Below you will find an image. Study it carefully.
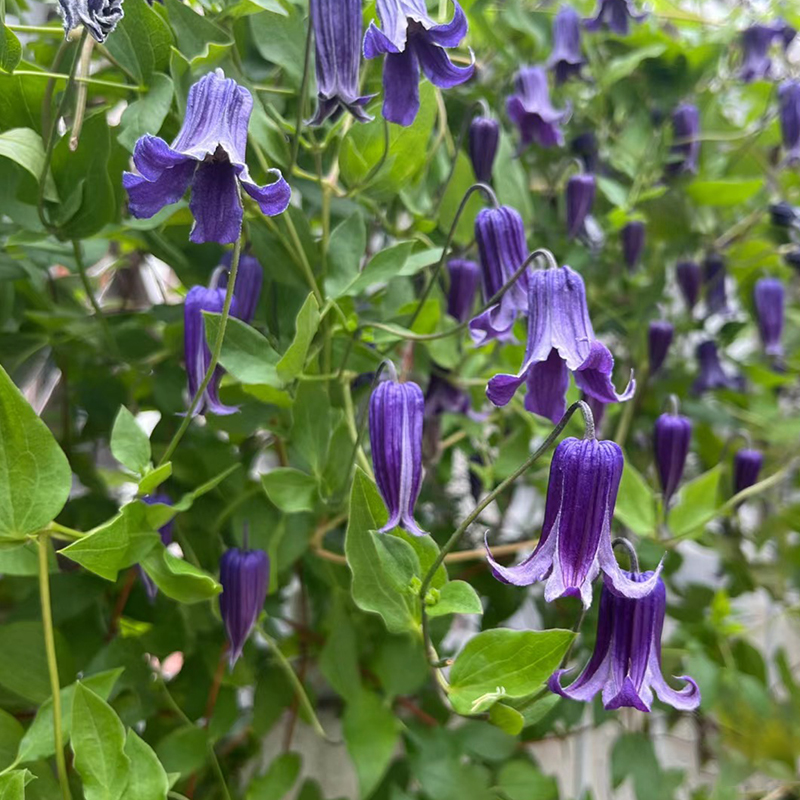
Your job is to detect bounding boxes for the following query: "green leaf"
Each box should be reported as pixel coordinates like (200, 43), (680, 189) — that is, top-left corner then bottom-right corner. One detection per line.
(685, 179), (763, 207)
(0, 128), (57, 200)
(71, 684), (131, 800)
(261, 468), (318, 513)
(60, 502), (160, 581)
(246, 753), (302, 800)
(599, 44), (667, 88)
(276, 294), (321, 383)
(249, 7), (307, 88)
(0, 362), (71, 540)
(110, 406), (152, 475)
(164, 0), (231, 63)
(204, 313), (281, 386)
(291, 383), (332, 476)
(326, 213), (366, 298)
(17, 669), (123, 764)
(487, 703), (525, 737)
(121, 732), (168, 800)
(319, 599), (360, 702)
(614, 456), (656, 538)
(426, 580), (483, 618)
(342, 691), (399, 799)
(118, 73), (173, 152)
(0, 710), (22, 770)
(0, 25), (21, 74)
(496, 760), (558, 800)
(438, 152), (483, 246)
(0, 540), (43, 576)
(140, 544), (221, 603)
(337, 241), (415, 297)
(155, 726), (208, 777)
(447, 629), (575, 716)
(138, 462), (172, 495)
(103, 0), (173, 84)
(0, 771), (25, 800)
(668, 466), (723, 538)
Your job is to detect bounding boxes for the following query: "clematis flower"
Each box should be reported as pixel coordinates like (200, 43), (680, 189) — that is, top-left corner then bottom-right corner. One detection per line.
(648, 320), (673, 375)
(485, 437), (661, 608)
(549, 571), (701, 711)
(770, 201), (800, 228)
(139, 493), (175, 601)
(666, 103), (700, 176)
(692, 340), (744, 395)
(363, 0), (475, 127)
(214, 252), (263, 325)
(469, 205), (531, 345)
(184, 286), (239, 416)
(468, 116), (500, 184)
(739, 21), (796, 82)
(369, 372), (426, 536)
(486, 264), (634, 423)
(653, 412), (691, 505)
(733, 448), (763, 495)
(548, 6), (585, 84)
(566, 173), (596, 239)
(703, 253), (728, 314)
(58, 0), (123, 42)
(779, 80), (800, 163)
(219, 548), (269, 666)
(447, 259), (481, 322)
(753, 277), (784, 357)
(123, 70), (291, 245)
(584, 0), (647, 36)
(309, 0), (374, 125)
(676, 260), (701, 312)
(507, 66), (570, 151)
(621, 221), (645, 270)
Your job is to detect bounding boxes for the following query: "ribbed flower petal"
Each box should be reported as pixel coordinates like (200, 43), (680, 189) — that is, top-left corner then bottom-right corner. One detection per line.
(426, 1), (469, 46)
(189, 161), (243, 245)
(653, 412), (691, 504)
(414, 36), (475, 88)
(753, 277), (784, 357)
(239, 168), (292, 218)
(382, 48), (421, 126)
(123, 161), (196, 220)
(523, 350), (569, 423)
(219, 549), (269, 666)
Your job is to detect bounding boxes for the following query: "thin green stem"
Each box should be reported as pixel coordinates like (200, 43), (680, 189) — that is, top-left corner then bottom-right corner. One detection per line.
(7, 23), (63, 34)
(253, 85), (295, 96)
(69, 36), (95, 151)
(41, 39), (72, 137)
(71, 240), (118, 356)
(19, 71), (139, 91)
(157, 235), (243, 467)
(289, 16), (314, 177)
(284, 212), (324, 305)
(38, 535), (71, 800)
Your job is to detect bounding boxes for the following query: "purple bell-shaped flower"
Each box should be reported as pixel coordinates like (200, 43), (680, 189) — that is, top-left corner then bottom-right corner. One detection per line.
(468, 116), (500, 184)
(692, 340), (744, 395)
(733, 448), (763, 495)
(214, 252), (263, 325)
(703, 253), (728, 314)
(648, 320), (673, 375)
(621, 221), (645, 270)
(584, 0), (647, 36)
(547, 6), (585, 84)
(753, 277), (784, 357)
(447, 259), (481, 322)
(779, 80), (800, 163)
(506, 66), (570, 151)
(666, 103), (700, 176)
(676, 260), (701, 312)
(653, 411), (691, 506)
(566, 173), (596, 239)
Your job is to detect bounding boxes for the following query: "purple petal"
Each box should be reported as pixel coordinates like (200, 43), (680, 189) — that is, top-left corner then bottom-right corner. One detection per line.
(426, 1), (468, 46)
(523, 349), (569, 423)
(239, 167), (292, 217)
(573, 341), (635, 403)
(189, 161), (243, 245)
(124, 160), (196, 219)
(132, 134), (194, 181)
(484, 530), (556, 586)
(414, 36), (474, 88)
(364, 21), (402, 57)
(382, 48), (421, 126)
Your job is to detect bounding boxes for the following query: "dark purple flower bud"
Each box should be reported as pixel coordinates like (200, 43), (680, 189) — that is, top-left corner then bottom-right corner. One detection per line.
(550, 572), (700, 711)
(214, 253), (263, 325)
(184, 286), (239, 416)
(369, 376), (426, 536)
(124, 70), (291, 244)
(648, 321), (673, 375)
(219, 548), (269, 666)
(571, 132), (599, 173)
(139, 493), (174, 601)
(506, 66), (570, 151)
(653, 412), (691, 505)
(58, 0), (123, 43)
(621, 221), (645, 270)
(703, 253), (728, 314)
(485, 437), (662, 607)
(692, 340), (744, 394)
(469, 205), (531, 345)
(548, 6), (585, 84)
(447, 259), (480, 322)
(753, 277), (784, 357)
(309, 0), (375, 125)
(779, 80), (800, 163)
(363, 0), (474, 127)
(666, 103), (700, 176)
(740, 25), (779, 82)
(785, 249), (800, 270)
(566, 173), (596, 239)
(487, 265), (634, 423)
(770, 201), (800, 227)
(468, 116), (500, 183)
(733, 449), (763, 495)
(676, 260), (701, 311)
(777, 20), (797, 50)
(584, 0), (647, 36)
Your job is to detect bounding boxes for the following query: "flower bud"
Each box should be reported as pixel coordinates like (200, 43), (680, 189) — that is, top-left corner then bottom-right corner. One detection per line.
(733, 448), (763, 495)
(753, 277), (784, 357)
(566, 173), (596, 239)
(468, 117), (500, 184)
(621, 221), (645, 270)
(703, 253), (728, 315)
(648, 321), (673, 375)
(779, 80), (800, 163)
(676, 260), (701, 311)
(653, 412), (691, 505)
(447, 259), (481, 323)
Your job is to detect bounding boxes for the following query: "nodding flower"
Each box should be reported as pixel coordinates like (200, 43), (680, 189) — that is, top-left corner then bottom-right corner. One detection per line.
(548, 6), (586, 84)
(213, 252), (263, 325)
(692, 340), (744, 395)
(584, 0), (647, 36)
(676, 260), (701, 312)
(621, 221), (645, 271)
(446, 259), (481, 323)
(506, 66), (570, 151)
(566, 173), (596, 239)
(703, 253), (728, 315)
(733, 448), (763, 495)
(779, 80), (800, 163)
(666, 104), (700, 176)
(653, 411), (691, 506)
(648, 320), (673, 375)
(58, 0), (123, 42)
(753, 277), (785, 358)
(468, 116), (500, 184)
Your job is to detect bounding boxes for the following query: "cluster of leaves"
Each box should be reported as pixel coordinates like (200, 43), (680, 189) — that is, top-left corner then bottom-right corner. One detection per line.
(0, 0), (799, 798)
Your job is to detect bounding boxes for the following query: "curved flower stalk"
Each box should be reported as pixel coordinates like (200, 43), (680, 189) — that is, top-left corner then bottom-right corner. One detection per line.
(692, 340), (744, 395)
(485, 437), (662, 608)
(550, 571), (700, 711)
(219, 548), (269, 666)
(214, 252), (263, 325)
(184, 286), (240, 416)
(733, 448), (763, 494)
(58, 0), (123, 42)
(507, 66), (570, 151)
(648, 320), (673, 375)
(753, 277), (784, 357)
(469, 205), (531, 345)
(676, 260), (701, 312)
(468, 116), (500, 184)
(547, 6), (585, 84)
(309, 0), (374, 125)
(369, 371), (426, 536)
(666, 103), (700, 176)
(653, 411), (691, 506)
(363, 0), (475, 127)
(486, 264), (634, 424)
(123, 70), (291, 244)
(584, 0), (647, 36)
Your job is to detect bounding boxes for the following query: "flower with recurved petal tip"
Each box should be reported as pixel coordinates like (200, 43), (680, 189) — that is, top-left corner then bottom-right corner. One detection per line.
(692, 340), (744, 395)
(363, 0), (474, 127)
(485, 437), (661, 608)
(548, 6), (585, 84)
(123, 70), (291, 245)
(507, 66), (570, 151)
(550, 571), (700, 711)
(486, 264), (634, 424)
(584, 0), (647, 36)
(58, 0), (123, 42)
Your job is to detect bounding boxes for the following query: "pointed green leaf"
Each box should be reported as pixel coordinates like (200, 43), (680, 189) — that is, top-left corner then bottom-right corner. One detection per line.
(140, 544), (221, 603)
(204, 312), (281, 387)
(261, 468), (318, 513)
(276, 294), (321, 383)
(614, 456), (656, 538)
(121, 731), (168, 800)
(426, 580), (483, 618)
(110, 406), (151, 475)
